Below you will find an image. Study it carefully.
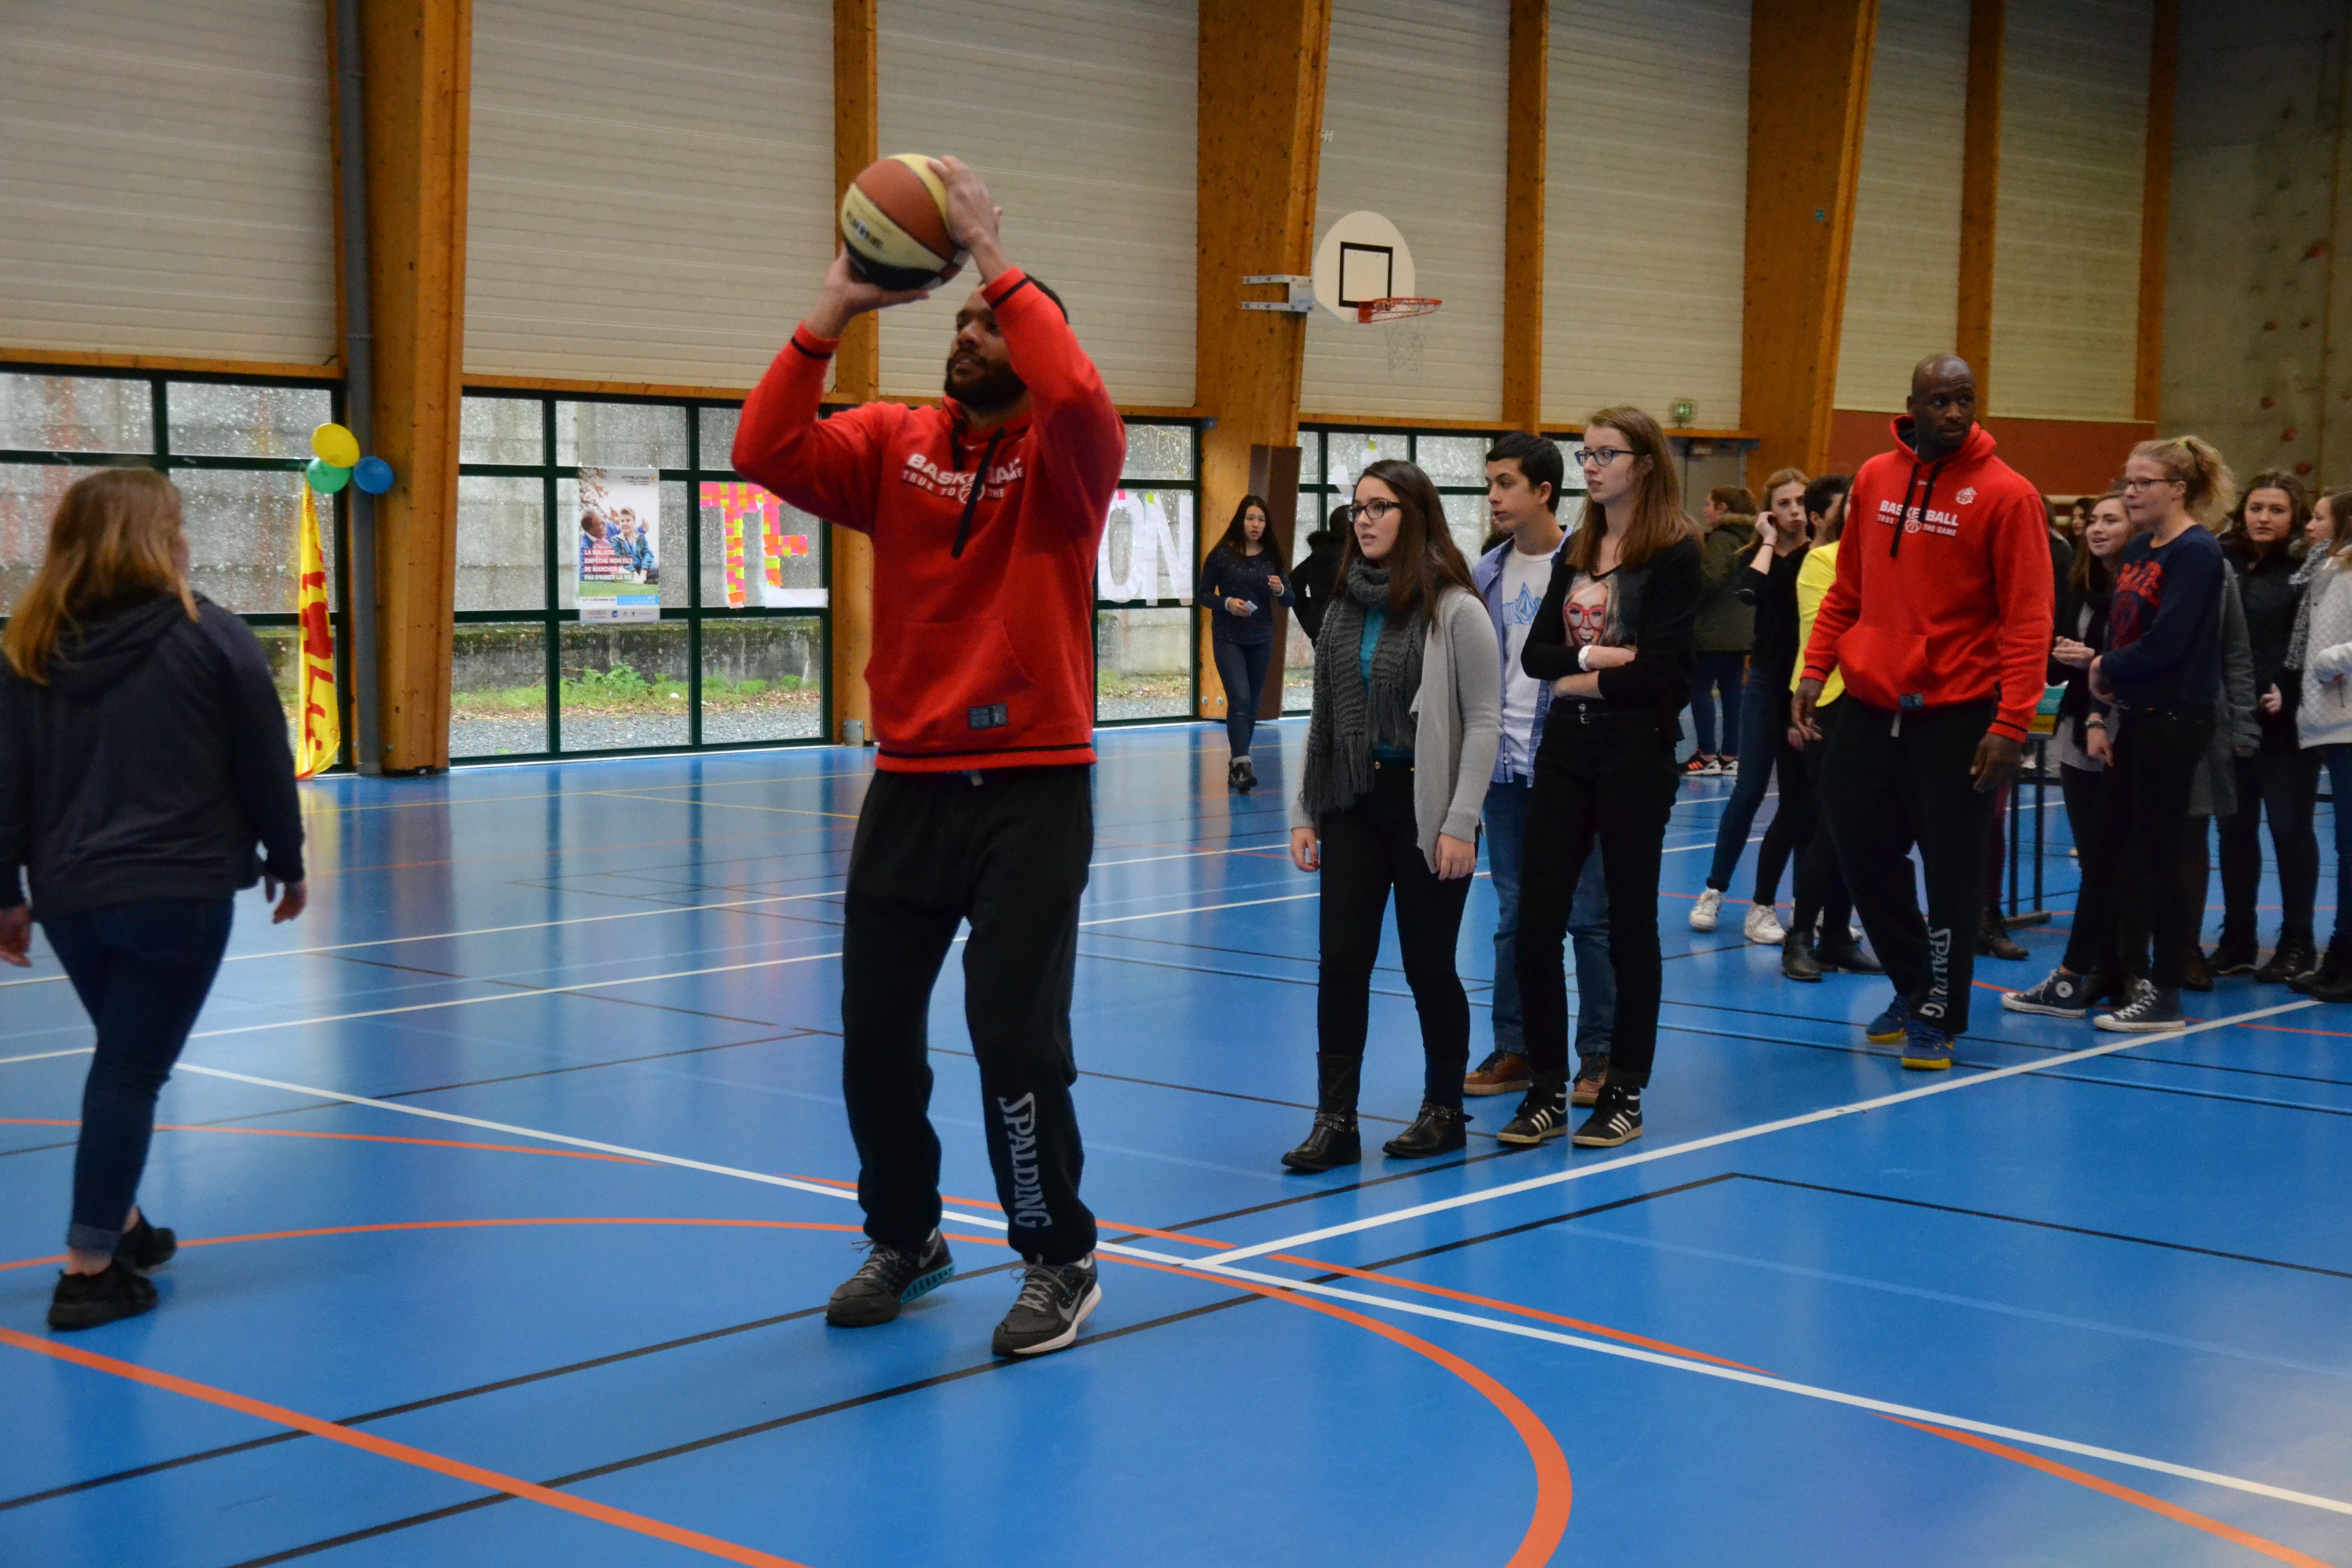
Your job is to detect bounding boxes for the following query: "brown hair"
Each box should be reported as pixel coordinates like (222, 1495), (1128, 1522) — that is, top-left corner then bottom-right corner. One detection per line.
(3, 469), (195, 683)
(2070, 486), (2129, 596)
(2229, 469), (2311, 556)
(1214, 493), (1272, 559)
(2318, 490), (2352, 562)
(1760, 468), (1808, 507)
(2129, 434), (2238, 526)
(1341, 459), (1475, 615)
(1563, 406), (1698, 574)
(1707, 485), (1756, 516)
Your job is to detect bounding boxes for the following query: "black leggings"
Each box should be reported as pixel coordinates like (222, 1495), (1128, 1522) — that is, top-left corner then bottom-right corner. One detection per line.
(1791, 734), (1852, 941)
(2059, 763), (2136, 982)
(1316, 762), (1474, 1108)
(2101, 709), (2216, 989)
(1213, 639), (1274, 757)
(2217, 749), (2322, 942)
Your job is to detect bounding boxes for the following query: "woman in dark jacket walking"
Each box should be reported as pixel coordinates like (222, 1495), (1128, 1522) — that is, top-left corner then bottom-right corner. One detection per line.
(0, 469), (307, 1331)
(1198, 493), (1294, 791)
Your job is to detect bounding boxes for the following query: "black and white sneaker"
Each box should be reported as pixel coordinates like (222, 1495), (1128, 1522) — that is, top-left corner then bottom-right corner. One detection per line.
(2003, 967), (2096, 1019)
(1571, 1084), (1643, 1147)
(1495, 1083), (1568, 1146)
(991, 1255), (1101, 1357)
(2094, 980), (2187, 1033)
(824, 1230), (954, 1328)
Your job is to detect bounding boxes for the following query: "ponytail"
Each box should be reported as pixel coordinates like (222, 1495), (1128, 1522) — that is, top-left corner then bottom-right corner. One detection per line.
(2129, 434), (2237, 526)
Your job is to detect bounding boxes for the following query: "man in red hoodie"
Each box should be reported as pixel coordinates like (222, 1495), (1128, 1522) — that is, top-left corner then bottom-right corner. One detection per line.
(733, 158), (1123, 1358)
(1794, 354), (2052, 1069)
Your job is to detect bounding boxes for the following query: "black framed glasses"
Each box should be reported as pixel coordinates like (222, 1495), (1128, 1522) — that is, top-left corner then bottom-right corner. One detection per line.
(1346, 498), (1400, 522)
(1578, 446), (1634, 468)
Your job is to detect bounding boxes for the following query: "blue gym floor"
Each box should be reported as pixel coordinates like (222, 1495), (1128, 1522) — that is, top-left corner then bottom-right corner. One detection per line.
(4, 722), (2349, 1567)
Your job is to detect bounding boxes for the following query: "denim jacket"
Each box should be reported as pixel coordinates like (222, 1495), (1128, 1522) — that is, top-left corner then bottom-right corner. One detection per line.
(1473, 534), (1567, 783)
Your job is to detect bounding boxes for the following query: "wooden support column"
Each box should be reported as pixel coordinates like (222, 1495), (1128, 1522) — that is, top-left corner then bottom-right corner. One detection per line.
(1196, 0), (1332, 723)
(1957, 0), (2004, 403)
(360, 0), (471, 772)
(1503, 0), (1548, 434)
(2134, 0), (2178, 424)
(1739, 0), (1877, 488)
(830, 0), (878, 745)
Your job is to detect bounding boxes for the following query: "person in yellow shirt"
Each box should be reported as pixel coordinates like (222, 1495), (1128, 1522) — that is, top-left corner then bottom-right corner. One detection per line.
(1782, 476), (1882, 983)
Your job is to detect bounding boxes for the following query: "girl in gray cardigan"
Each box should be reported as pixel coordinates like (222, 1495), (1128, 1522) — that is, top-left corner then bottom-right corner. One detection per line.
(1285, 460), (1501, 1172)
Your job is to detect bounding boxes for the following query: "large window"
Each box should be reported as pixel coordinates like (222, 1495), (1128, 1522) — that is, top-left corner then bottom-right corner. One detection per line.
(0, 366), (349, 765)
(1094, 422), (1200, 725)
(453, 395), (828, 760)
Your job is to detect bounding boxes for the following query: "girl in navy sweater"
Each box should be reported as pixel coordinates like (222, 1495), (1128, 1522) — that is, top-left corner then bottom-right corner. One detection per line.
(1197, 494), (1293, 790)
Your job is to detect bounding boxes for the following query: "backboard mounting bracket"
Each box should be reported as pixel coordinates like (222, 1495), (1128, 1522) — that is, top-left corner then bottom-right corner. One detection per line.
(1240, 274), (1314, 313)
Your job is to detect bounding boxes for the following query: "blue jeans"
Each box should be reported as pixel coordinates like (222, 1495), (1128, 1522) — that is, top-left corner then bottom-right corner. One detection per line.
(43, 898), (234, 1253)
(1689, 651), (1748, 757)
(2322, 746), (2352, 945)
(1706, 669), (1786, 892)
(1484, 777), (1613, 1066)
(1213, 639), (1274, 757)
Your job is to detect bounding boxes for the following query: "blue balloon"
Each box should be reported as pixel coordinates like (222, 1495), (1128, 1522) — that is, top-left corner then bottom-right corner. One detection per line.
(352, 455), (396, 495)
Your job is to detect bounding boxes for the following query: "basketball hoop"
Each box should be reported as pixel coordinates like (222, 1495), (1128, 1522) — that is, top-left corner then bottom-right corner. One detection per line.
(1356, 297), (1442, 324)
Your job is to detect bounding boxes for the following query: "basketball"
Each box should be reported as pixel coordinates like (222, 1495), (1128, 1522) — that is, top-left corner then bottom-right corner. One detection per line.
(839, 153), (959, 290)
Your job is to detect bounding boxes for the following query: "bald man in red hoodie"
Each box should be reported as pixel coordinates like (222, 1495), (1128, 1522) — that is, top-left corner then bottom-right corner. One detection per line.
(1794, 354), (2052, 1070)
(734, 159), (1123, 1358)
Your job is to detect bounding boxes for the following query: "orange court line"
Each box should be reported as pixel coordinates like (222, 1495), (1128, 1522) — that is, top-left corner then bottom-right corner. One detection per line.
(0, 1120), (651, 1164)
(1883, 1417), (2341, 1568)
(2244, 1022), (2352, 1040)
(0, 1322), (820, 1568)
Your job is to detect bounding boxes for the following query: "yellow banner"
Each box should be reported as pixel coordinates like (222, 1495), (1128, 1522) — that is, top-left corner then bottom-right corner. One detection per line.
(294, 484), (339, 778)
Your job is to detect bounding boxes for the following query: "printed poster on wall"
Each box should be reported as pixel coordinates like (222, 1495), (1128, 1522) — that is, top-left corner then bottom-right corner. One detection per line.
(576, 466), (660, 623)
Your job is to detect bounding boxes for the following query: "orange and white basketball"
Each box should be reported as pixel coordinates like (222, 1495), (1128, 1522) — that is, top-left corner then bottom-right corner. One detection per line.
(839, 154), (959, 291)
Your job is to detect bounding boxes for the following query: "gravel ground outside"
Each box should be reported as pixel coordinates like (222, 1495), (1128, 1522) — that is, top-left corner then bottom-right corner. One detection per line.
(450, 695), (821, 758)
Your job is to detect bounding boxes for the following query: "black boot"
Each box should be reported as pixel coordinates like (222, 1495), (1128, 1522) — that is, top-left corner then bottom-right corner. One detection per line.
(1978, 908), (2028, 962)
(2255, 926), (2317, 985)
(1282, 1054), (1362, 1172)
(1382, 1100), (1468, 1158)
(1813, 930), (1884, 974)
(2179, 946), (2215, 993)
(2299, 936), (2352, 1002)
(1781, 928), (1822, 982)
(2209, 927), (2260, 977)
(1232, 755), (1256, 793)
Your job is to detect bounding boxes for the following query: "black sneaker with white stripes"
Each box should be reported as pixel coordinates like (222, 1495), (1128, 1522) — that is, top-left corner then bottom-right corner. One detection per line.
(2002, 967), (2097, 1019)
(1571, 1084), (1643, 1147)
(2094, 979), (2187, 1033)
(992, 1255), (1101, 1357)
(1495, 1082), (1568, 1146)
(825, 1230), (954, 1328)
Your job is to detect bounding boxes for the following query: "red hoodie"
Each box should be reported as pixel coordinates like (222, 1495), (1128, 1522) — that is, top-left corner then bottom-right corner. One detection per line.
(1799, 419), (2053, 742)
(733, 270), (1124, 772)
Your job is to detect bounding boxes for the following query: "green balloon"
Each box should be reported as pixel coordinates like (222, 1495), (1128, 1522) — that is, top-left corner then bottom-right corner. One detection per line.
(305, 458), (352, 494)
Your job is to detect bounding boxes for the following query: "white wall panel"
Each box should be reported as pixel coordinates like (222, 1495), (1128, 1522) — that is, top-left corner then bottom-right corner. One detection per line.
(467, 0), (835, 385)
(1300, 0), (1508, 422)
(1542, 0), (1750, 430)
(875, 0), (1195, 407)
(0, 0), (335, 364)
(1987, 0), (2152, 420)
(1833, 0), (1967, 412)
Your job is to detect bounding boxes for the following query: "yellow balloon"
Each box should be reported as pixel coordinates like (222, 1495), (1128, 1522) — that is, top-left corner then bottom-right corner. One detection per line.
(311, 423), (361, 468)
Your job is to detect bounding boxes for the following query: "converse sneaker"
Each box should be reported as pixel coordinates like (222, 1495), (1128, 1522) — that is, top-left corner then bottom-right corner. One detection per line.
(1865, 993), (1908, 1043)
(48, 1260), (158, 1333)
(2002, 967), (2096, 1019)
(991, 1255), (1101, 1357)
(825, 1230), (955, 1328)
(2094, 979), (2187, 1033)
(1743, 904), (1786, 945)
(1689, 887), (1724, 933)
(1901, 1018), (1954, 1071)
(1463, 1051), (1532, 1096)
(1570, 1054), (1610, 1107)
(1496, 1083), (1569, 1146)
(2208, 934), (2259, 977)
(1571, 1084), (1643, 1147)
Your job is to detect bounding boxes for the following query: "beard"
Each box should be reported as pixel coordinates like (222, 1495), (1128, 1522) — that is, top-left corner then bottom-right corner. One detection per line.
(944, 353), (1026, 415)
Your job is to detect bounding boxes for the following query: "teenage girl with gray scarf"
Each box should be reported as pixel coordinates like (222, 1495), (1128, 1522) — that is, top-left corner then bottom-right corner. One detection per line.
(1283, 460), (1501, 1171)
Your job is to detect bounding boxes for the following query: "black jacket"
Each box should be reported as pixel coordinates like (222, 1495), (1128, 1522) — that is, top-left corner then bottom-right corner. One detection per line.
(2226, 539), (2306, 751)
(1196, 544), (1294, 647)
(2051, 574), (2112, 751)
(1291, 531), (1343, 643)
(1524, 534), (1702, 745)
(1735, 544), (1807, 685)
(1, 594), (305, 917)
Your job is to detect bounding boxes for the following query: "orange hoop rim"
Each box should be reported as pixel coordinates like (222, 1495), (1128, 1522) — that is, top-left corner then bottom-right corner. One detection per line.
(1357, 296), (1442, 324)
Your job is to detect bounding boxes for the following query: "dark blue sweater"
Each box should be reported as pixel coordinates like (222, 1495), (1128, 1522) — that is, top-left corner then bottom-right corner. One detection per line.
(2102, 525), (2224, 710)
(1197, 546), (1294, 646)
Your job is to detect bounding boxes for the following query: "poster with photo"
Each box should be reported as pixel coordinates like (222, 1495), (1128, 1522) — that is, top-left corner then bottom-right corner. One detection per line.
(576, 467), (660, 623)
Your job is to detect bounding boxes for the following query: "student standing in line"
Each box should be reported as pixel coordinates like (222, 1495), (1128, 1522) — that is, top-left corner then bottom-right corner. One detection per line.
(1691, 469), (1811, 945)
(1795, 355), (2052, 1068)
(1292, 505), (1348, 644)
(2078, 437), (2235, 1032)
(1463, 433), (1615, 1107)
(2291, 490), (2352, 1000)
(2007, 492), (2139, 1016)
(2174, 558), (2259, 992)
(0, 469), (308, 1332)
(2211, 473), (2321, 983)
(1284, 460), (1500, 1170)
(1499, 407), (1700, 1150)
(734, 159), (1120, 1357)
(1686, 484), (1758, 777)
(1198, 494), (1293, 792)
(1778, 476), (1881, 982)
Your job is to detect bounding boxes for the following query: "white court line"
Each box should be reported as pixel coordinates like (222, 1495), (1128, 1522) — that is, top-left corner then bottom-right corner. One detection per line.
(0, 1047), (95, 1067)
(1196, 997), (2322, 1270)
(149, 1061), (2350, 1520)
(1080, 893), (1315, 926)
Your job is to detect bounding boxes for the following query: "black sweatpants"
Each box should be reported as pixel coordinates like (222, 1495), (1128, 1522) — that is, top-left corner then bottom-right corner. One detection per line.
(1516, 714), (1680, 1089)
(1317, 760), (1475, 1108)
(1792, 735), (1853, 942)
(839, 765), (1097, 1264)
(1213, 639), (1275, 758)
(1818, 699), (1997, 1034)
(2099, 708), (2216, 990)
(2059, 763), (2136, 983)
(2218, 749), (2322, 942)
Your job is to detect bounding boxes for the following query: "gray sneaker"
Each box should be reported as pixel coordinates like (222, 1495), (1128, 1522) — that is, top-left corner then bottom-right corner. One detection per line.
(825, 1230), (954, 1328)
(2094, 980), (2187, 1033)
(991, 1255), (1101, 1357)
(2003, 967), (2096, 1019)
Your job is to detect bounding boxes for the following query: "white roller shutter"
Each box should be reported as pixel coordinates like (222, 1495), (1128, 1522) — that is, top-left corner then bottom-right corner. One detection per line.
(874, 0), (1196, 408)
(1543, 0), (1750, 431)
(0, 0), (335, 365)
(1988, 0), (2151, 421)
(466, 0), (836, 386)
(1833, 0), (1968, 413)
(1300, 0), (1508, 423)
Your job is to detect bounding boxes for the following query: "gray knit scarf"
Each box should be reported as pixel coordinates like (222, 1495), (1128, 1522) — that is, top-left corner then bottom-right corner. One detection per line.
(1301, 557), (1425, 821)
(2287, 548), (2331, 673)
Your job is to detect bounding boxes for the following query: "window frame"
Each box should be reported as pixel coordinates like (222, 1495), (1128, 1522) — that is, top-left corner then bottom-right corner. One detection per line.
(1092, 419), (1204, 728)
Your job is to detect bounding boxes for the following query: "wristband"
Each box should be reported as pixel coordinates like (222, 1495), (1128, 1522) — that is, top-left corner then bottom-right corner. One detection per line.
(1577, 645), (1592, 672)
